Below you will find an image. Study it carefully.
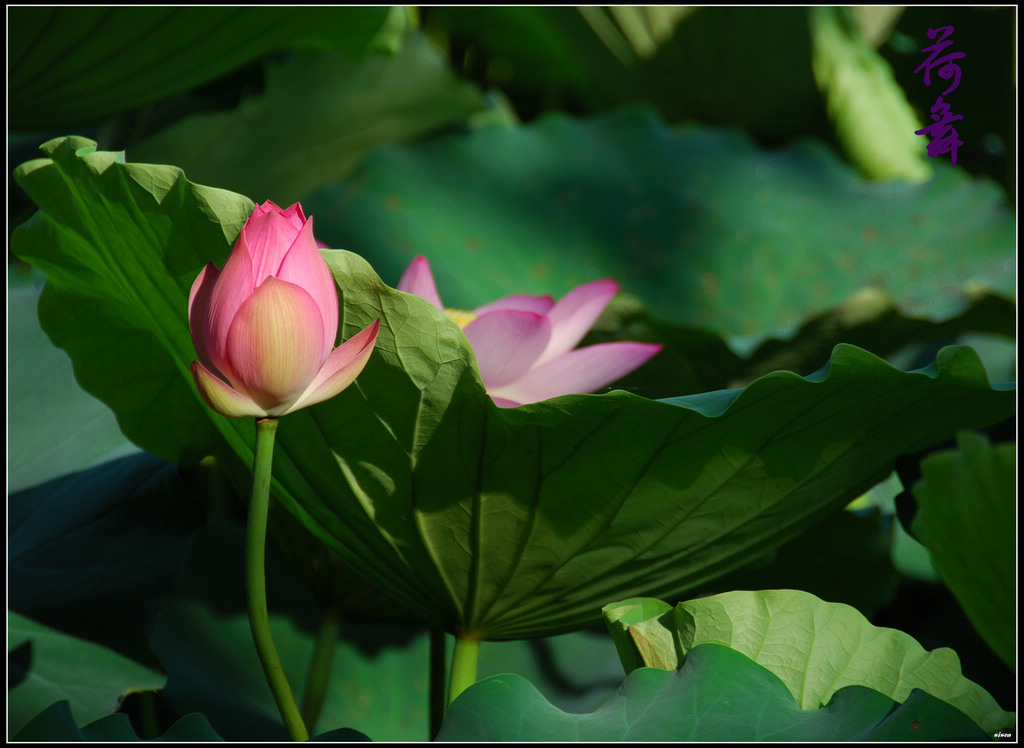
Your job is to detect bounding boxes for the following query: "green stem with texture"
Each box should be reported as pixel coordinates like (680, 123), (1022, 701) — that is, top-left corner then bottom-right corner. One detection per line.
(447, 632), (482, 706)
(247, 417), (309, 742)
(300, 604), (341, 734)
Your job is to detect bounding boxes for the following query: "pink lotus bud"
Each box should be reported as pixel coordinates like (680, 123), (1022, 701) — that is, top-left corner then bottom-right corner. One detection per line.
(189, 201), (379, 418)
(397, 255), (662, 407)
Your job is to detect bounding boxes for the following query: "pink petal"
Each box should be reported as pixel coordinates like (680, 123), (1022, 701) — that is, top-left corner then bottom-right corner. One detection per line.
(473, 294), (555, 316)
(278, 202), (307, 231)
(251, 200), (279, 219)
(191, 360), (269, 418)
(397, 255), (444, 309)
(488, 341), (662, 405)
(223, 277), (326, 413)
(276, 214), (338, 359)
(188, 263), (220, 371)
(463, 310), (551, 389)
(536, 279), (619, 367)
(204, 239), (256, 378)
(243, 210), (308, 283)
(286, 319), (380, 413)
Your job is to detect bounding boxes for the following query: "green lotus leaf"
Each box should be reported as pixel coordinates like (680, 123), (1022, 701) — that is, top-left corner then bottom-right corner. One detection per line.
(307, 108), (1014, 345)
(13, 701), (224, 742)
(128, 35), (484, 207)
(436, 643), (992, 741)
(8, 6), (390, 131)
(425, 7), (821, 139)
(11, 138), (1015, 642)
(673, 589), (1014, 735)
(12, 135), (253, 465)
(7, 283), (137, 492)
(8, 452), (203, 665)
(912, 432), (1016, 668)
(8, 612), (166, 740)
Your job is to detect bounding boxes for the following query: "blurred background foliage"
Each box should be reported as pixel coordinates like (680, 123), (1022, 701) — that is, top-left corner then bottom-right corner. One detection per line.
(7, 5), (1016, 740)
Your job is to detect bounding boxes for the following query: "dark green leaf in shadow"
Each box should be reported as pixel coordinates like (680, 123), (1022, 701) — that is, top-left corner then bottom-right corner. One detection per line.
(161, 522), (623, 740)
(693, 506), (901, 620)
(7, 613), (166, 740)
(9, 7), (390, 131)
(427, 8), (821, 141)
(8, 452), (204, 665)
(912, 432), (1016, 668)
(475, 630), (625, 716)
(13, 700), (224, 742)
(7, 283), (137, 492)
(308, 109), (1014, 344)
(436, 644), (992, 741)
(623, 7), (821, 138)
(128, 35), (485, 207)
(591, 287), (1016, 400)
(12, 700), (224, 741)
(310, 726), (373, 742)
(425, 7), (601, 89)
(152, 521), (429, 742)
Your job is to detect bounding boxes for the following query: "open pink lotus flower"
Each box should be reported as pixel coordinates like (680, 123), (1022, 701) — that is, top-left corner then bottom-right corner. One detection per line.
(189, 201), (379, 418)
(398, 255), (662, 407)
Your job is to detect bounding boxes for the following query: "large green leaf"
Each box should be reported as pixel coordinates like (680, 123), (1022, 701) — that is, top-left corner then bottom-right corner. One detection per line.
(437, 644), (992, 741)
(11, 139), (1015, 642)
(8, 453), (203, 665)
(912, 432), (1016, 668)
(11, 136), (253, 465)
(281, 254), (1015, 639)
(7, 283), (137, 492)
(307, 108), (1014, 344)
(7, 612), (166, 740)
(666, 590), (1013, 734)
(8, 6), (390, 131)
(128, 36), (484, 207)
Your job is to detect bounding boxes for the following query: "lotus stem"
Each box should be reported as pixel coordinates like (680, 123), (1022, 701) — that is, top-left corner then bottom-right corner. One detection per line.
(447, 632), (482, 706)
(300, 603), (341, 734)
(246, 417), (309, 741)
